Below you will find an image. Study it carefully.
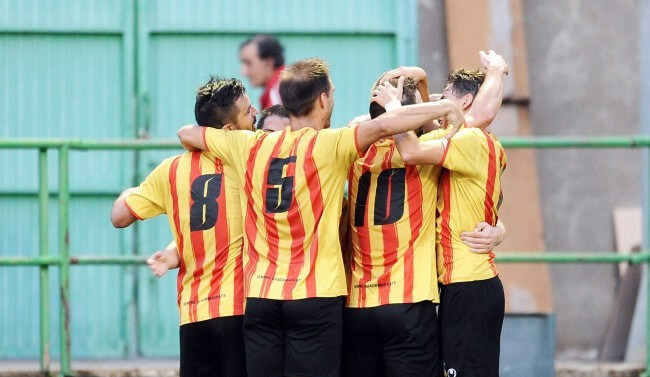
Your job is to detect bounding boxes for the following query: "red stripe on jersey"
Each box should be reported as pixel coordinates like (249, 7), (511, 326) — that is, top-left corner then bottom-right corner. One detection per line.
(354, 145), (379, 307)
(440, 170), (454, 285)
(303, 135), (325, 297)
(281, 134), (307, 299)
(378, 145), (399, 305)
(483, 132), (497, 226)
(188, 152), (206, 322)
(259, 130), (289, 298)
(243, 135), (268, 297)
(169, 157), (185, 307)
(208, 159), (228, 318)
(402, 165), (423, 302)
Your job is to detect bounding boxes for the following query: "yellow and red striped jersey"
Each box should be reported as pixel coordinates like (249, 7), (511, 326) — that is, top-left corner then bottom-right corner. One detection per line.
(437, 126), (507, 284)
(125, 151), (245, 325)
(203, 124), (362, 300)
(347, 130), (448, 308)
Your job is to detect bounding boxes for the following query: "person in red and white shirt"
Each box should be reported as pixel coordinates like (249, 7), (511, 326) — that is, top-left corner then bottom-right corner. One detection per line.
(240, 34), (285, 109)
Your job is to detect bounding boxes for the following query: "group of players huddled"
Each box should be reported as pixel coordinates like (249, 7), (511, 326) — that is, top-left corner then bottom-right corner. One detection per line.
(111, 36), (509, 377)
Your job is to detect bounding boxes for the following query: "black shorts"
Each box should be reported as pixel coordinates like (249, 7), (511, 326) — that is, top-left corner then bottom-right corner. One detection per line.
(179, 315), (247, 377)
(243, 297), (344, 377)
(439, 276), (505, 377)
(342, 301), (442, 377)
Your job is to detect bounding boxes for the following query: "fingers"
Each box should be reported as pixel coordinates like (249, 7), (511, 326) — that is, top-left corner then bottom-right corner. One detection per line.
(474, 222), (489, 231)
(396, 76), (405, 98)
(461, 235), (492, 245)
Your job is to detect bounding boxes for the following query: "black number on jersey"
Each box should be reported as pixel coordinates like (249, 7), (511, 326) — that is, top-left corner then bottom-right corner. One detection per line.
(354, 168), (406, 227)
(190, 174), (223, 231)
(265, 156), (297, 213)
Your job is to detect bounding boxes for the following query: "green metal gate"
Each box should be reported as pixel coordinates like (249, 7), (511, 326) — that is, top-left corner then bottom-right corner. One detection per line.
(0, 0), (418, 361)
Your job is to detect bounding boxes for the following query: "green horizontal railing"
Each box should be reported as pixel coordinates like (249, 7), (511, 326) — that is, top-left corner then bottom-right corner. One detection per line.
(0, 137), (648, 377)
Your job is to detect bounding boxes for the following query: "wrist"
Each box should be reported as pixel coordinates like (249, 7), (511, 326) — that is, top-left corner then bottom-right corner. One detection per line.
(385, 99), (402, 112)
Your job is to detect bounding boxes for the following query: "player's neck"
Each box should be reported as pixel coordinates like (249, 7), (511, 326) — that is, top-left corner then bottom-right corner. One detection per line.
(289, 115), (325, 131)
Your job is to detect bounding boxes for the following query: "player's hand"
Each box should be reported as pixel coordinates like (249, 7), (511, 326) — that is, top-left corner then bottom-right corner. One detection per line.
(371, 76), (404, 108)
(460, 222), (504, 253)
(479, 50), (508, 75)
(429, 93), (442, 102)
(380, 66), (427, 84)
(147, 250), (171, 277)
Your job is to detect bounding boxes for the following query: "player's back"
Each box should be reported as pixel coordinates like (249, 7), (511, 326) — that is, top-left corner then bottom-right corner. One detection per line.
(346, 130), (449, 308)
(126, 150), (245, 324)
(436, 127), (506, 284)
(240, 125), (361, 300)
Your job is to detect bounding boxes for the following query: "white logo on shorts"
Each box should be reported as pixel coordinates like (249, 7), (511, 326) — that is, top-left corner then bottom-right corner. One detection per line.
(446, 367), (457, 377)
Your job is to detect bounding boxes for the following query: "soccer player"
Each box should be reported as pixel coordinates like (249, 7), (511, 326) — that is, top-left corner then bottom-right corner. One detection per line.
(386, 58), (508, 377)
(240, 34), (285, 109)
(257, 104), (290, 132)
(343, 53), (506, 377)
(176, 58), (466, 377)
(110, 76), (258, 377)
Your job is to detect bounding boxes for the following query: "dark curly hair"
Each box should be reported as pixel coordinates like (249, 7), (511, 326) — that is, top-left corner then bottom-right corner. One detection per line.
(194, 76), (246, 128)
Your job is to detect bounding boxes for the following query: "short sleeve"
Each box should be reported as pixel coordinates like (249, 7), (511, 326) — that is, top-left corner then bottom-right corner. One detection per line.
(203, 128), (263, 167)
(419, 128), (451, 142)
(439, 128), (487, 176)
(125, 158), (173, 220)
(317, 123), (363, 169)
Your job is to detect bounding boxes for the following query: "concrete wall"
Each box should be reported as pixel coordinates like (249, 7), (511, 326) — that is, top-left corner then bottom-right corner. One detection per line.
(419, 0), (642, 355)
(522, 0), (641, 354)
(418, 0), (449, 93)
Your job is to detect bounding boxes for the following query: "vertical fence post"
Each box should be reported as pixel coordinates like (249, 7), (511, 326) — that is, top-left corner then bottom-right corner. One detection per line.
(58, 146), (71, 377)
(38, 148), (50, 374)
(641, 0), (650, 375)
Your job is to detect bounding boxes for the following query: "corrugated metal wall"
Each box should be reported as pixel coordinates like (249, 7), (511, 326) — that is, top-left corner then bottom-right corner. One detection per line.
(1, 0), (417, 358)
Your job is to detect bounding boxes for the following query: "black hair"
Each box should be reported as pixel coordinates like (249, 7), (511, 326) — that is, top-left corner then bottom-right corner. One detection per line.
(258, 105), (290, 130)
(194, 76), (246, 128)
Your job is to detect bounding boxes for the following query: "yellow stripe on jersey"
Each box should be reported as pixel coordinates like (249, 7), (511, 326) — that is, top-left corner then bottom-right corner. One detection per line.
(203, 124), (362, 300)
(436, 126), (507, 284)
(125, 151), (245, 325)
(347, 129), (448, 308)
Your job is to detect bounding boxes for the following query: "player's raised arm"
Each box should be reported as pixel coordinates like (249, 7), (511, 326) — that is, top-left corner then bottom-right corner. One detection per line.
(464, 50), (508, 129)
(355, 79), (464, 152)
(379, 66), (430, 105)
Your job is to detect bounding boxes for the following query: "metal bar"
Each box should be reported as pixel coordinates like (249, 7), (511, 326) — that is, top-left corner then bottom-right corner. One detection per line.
(2, 137), (650, 150)
(0, 256), (62, 266)
(70, 255), (147, 265)
(58, 146), (71, 377)
(0, 191), (121, 198)
(495, 252), (650, 264)
(2, 252), (649, 266)
(500, 136), (650, 149)
(38, 149), (50, 374)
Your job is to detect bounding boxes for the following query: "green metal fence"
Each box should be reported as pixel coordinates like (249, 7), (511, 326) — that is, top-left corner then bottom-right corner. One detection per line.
(0, 136), (648, 377)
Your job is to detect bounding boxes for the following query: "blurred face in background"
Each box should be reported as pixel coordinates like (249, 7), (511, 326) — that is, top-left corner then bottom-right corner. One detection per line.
(240, 42), (275, 88)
